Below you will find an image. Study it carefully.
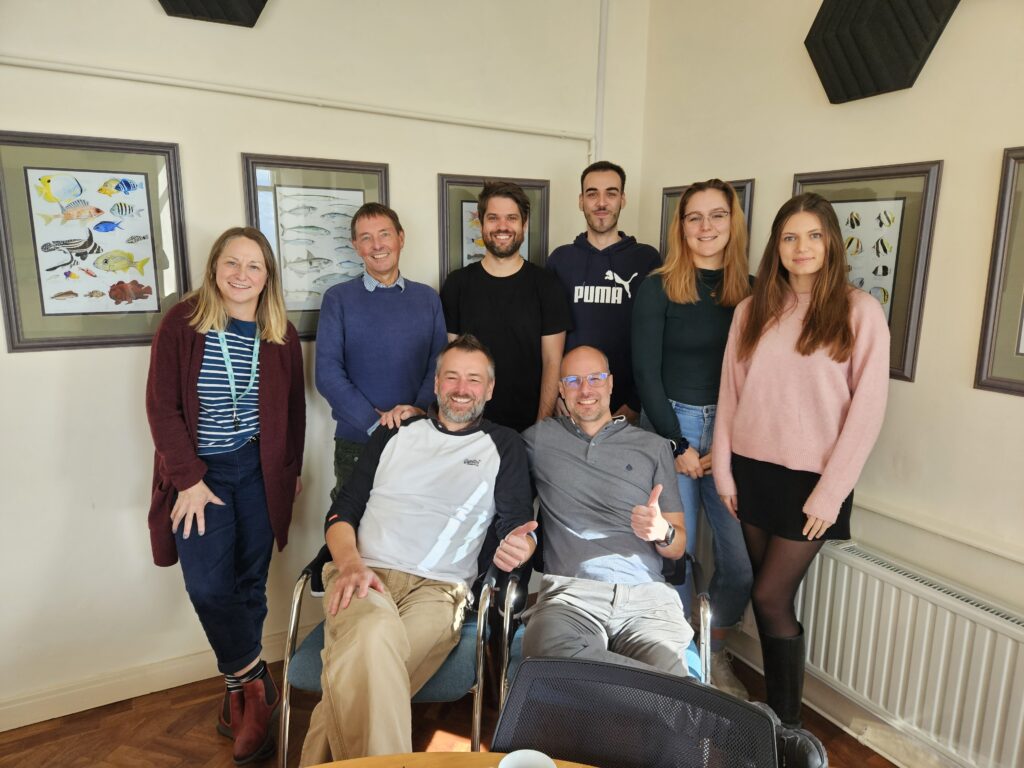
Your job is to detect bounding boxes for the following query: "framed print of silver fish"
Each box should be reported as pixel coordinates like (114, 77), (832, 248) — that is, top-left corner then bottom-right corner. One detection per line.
(0, 130), (189, 352)
(242, 153), (389, 340)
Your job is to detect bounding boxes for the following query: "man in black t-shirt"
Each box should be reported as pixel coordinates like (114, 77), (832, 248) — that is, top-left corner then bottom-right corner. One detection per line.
(440, 181), (571, 433)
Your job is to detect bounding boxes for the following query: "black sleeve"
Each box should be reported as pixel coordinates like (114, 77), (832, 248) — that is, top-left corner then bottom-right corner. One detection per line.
(537, 266), (573, 335)
(488, 424), (534, 539)
(439, 270), (462, 334)
(323, 424), (397, 534)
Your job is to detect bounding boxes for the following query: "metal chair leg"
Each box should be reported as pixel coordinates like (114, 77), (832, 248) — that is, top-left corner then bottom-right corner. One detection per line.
(278, 571), (310, 768)
(471, 582), (492, 752)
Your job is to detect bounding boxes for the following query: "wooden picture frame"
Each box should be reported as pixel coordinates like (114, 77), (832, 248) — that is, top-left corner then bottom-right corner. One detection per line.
(438, 174), (549, 286)
(242, 153), (389, 340)
(659, 179), (755, 256)
(0, 131), (189, 352)
(976, 146), (1024, 396)
(794, 161), (942, 381)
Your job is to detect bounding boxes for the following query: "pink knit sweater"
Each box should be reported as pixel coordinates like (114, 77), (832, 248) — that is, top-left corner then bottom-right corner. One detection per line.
(712, 289), (890, 523)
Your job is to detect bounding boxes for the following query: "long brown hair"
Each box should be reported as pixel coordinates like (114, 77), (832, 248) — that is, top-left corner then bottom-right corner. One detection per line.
(738, 193), (853, 362)
(653, 179), (749, 306)
(187, 227), (290, 344)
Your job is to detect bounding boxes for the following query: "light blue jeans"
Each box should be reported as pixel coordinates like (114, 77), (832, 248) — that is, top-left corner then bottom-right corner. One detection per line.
(671, 401), (753, 632)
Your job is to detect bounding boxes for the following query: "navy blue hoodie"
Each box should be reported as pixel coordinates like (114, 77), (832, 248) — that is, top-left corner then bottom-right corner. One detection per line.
(547, 232), (661, 412)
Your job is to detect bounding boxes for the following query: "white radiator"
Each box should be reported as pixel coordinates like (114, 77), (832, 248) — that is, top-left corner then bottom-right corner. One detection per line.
(796, 542), (1024, 768)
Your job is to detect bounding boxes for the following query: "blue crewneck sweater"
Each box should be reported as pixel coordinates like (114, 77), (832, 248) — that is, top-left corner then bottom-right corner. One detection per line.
(315, 277), (447, 442)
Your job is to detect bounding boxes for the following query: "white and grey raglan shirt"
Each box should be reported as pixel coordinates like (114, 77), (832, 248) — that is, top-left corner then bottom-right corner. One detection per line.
(324, 412), (533, 590)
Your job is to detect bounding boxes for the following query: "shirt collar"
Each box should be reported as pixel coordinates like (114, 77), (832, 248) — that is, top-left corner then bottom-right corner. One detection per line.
(362, 272), (406, 292)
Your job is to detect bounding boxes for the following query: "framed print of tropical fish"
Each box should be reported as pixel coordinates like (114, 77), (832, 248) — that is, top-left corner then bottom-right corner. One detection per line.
(659, 179), (755, 258)
(831, 198), (905, 322)
(0, 131), (188, 352)
(438, 173), (550, 286)
(976, 146), (1024, 397)
(242, 153), (388, 340)
(794, 160), (942, 382)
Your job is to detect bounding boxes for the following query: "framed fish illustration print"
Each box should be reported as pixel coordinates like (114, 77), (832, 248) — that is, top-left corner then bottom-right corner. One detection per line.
(438, 174), (550, 286)
(976, 146), (1024, 397)
(794, 160), (943, 382)
(242, 153), (389, 340)
(0, 131), (189, 352)
(659, 179), (755, 257)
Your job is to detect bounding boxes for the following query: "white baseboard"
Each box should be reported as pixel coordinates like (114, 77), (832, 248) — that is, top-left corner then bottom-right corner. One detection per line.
(0, 622), (320, 733)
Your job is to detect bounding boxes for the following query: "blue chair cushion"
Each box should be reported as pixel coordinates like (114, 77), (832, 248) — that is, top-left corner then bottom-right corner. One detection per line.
(414, 613), (478, 702)
(285, 613), (480, 701)
(288, 621), (326, 692)
(506, 626), (703, 683)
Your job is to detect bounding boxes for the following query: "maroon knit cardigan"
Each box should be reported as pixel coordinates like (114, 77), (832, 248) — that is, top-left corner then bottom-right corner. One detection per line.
(145, 299), (306, 566)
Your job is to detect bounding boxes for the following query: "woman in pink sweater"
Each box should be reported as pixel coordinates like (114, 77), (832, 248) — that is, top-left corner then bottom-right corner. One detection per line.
(713, 193), (889, 726)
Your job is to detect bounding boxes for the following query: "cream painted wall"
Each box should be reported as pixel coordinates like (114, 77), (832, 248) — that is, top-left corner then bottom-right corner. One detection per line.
(0, 0), (621, 730)
(639, 0), (1024, 611)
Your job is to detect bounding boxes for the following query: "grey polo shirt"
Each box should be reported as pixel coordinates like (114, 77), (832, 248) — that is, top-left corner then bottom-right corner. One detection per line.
(522, 416), (683, 585)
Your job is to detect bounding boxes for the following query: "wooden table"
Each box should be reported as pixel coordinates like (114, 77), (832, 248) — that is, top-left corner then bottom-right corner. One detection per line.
(311, 752), (597, 768)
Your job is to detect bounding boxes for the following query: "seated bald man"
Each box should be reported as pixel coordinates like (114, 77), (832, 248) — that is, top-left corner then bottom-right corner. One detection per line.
(521, 345), (693, 675)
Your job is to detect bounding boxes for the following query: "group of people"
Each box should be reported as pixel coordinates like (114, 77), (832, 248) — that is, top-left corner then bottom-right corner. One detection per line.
(145, 160), (889, 765)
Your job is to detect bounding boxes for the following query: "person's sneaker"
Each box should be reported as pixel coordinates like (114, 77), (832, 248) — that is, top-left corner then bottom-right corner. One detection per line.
(710, 649), (749, 700)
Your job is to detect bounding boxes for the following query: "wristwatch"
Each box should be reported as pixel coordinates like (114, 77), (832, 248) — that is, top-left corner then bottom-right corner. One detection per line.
(669, 439), (688, 458)
(655, 523), (676, 548)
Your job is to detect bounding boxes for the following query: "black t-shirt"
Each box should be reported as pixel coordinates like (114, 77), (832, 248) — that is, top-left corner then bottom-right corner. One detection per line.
(441, 261), (572, 432)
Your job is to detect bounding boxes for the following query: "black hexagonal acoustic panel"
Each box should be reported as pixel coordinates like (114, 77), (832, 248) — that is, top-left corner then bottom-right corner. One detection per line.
(805, 0), (960, 104)
(157, 0), (268, 28)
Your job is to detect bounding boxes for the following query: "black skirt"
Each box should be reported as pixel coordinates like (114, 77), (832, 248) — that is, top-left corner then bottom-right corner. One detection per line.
(731, 453), (852, 541)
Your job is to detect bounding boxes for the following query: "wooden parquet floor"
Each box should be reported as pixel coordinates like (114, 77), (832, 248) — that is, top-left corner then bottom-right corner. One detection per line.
(0, 660), (892, 767)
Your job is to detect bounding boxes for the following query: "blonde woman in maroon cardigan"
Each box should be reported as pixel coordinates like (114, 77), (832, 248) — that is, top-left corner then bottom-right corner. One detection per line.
(712, 193), (889, 727)
(146, 227), (305, 764)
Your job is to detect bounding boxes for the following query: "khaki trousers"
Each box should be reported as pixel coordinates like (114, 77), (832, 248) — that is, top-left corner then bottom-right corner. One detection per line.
(299, 565), (467, 766)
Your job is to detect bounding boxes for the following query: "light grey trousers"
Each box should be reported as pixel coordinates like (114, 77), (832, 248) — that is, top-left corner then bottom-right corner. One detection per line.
(522, 574), (694, 676)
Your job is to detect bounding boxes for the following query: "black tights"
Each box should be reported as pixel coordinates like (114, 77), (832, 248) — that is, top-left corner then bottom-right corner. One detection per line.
(742, 523), (825, 638)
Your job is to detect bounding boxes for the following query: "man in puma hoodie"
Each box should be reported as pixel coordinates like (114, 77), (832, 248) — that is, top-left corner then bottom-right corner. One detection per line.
(547, 161), (661, 421)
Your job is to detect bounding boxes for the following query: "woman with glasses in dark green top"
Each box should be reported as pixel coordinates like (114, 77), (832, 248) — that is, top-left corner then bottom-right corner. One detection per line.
(632, 179), (753, 698)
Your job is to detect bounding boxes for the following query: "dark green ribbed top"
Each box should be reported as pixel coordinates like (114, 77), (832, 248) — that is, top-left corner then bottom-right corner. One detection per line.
(631, 269), (738, 445)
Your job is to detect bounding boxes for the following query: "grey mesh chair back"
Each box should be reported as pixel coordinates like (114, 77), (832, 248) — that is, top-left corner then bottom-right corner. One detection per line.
(492, 657), (778, 768)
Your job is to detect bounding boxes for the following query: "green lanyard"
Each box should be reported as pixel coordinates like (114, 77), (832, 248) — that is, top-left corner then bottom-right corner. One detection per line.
(216, 329), (260, 431)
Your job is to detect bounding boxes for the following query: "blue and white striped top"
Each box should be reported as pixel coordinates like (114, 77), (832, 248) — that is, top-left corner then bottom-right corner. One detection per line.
(197, 318), (260, 456)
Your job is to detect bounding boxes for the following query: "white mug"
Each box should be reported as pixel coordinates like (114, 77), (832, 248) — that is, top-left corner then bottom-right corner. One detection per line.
(498, 749), (558, 768)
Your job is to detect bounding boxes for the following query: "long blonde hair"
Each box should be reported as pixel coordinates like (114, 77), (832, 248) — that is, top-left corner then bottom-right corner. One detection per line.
(654, 179), (749, 307)
(187, 227), (289, 344)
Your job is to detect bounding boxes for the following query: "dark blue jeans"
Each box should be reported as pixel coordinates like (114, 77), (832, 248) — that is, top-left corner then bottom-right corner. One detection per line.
(176, 440), (273, 674)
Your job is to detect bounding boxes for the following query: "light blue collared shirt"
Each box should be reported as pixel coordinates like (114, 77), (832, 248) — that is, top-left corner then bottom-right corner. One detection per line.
(362, 272), (406, 292)
(362, 270), (407, 436)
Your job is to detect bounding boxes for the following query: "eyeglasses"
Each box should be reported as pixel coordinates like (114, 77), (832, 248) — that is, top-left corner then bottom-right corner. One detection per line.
(560, 372), (610, 389)
(682, 210), (730, 227)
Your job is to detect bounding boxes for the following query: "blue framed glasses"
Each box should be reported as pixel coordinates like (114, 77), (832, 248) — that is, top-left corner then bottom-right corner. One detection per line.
(560, 372), (610, 389)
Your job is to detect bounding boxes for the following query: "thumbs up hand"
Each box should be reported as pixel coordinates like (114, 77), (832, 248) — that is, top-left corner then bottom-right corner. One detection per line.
(493, 520), (538, 573)
(631, 484), (671, 542)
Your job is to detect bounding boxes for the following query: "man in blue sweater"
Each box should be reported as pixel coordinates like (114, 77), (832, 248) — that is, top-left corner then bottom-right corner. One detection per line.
(547, 161), (661, 423)
(315, 203), (447, 498)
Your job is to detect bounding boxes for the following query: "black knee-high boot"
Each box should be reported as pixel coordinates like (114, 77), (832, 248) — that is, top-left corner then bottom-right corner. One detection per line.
(760, 624), (805, 728)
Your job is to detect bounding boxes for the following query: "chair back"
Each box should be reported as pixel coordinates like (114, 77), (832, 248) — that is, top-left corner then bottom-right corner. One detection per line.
(492, 657), (778, 768)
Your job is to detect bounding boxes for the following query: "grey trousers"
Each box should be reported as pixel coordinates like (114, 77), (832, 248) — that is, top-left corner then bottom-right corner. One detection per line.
(522, 574), (694, 677)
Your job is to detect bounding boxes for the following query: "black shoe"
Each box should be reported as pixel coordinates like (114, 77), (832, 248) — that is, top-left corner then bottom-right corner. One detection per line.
(751, 701), (829, 767)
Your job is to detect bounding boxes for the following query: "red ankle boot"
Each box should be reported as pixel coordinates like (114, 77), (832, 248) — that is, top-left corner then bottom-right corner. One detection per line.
(233, 673), (279, 764)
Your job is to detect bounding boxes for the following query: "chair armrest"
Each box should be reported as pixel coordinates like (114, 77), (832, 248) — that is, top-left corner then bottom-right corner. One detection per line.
(305, 545), (332, 597)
